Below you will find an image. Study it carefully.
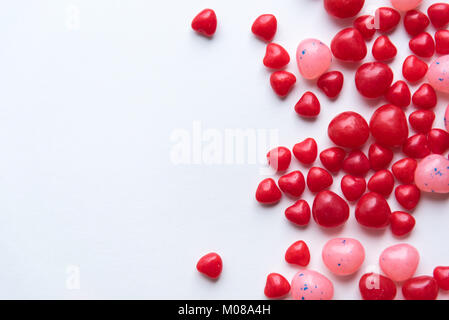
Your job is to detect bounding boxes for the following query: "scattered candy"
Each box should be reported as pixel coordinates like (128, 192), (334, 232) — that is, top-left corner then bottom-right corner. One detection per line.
(342, 150), (371, 176)
(312, 190), (349, 228)
(285, 200), (311, 226)
(197, 252), (223, 279)
(367, 169), (395, 197)
(252, 14), (277, 42)
(390, 0), (422, 12)
(267, 146), (291, 171)
(402, 276), (439, 300)
(415, 154), (449, 193)
(317, 71), (344, 98)
(256, 178), (282, 204)
(341, 175), (366, 201)
(369, 143), (394, 171)
(435, 30), (449, 54)
(291, 270), (334, 300)
(328, 112), (369, 149)
(270, 71), (296, 97)
(427, 3), (449, 28)
(278, 171), (306, 197)
(403, 55), (428, 82)
(427, 55), (449, 94)
(320, 147), (346, 173)
(402, 133), (431, 159)
(191, 9), (217, 37)
(331, 28), (367, 62)
(355, 62), (393, 98)
(392, 158), (417, 184)
(295, 91), (321, 117)
(390, 211), (416, 236)
(395, 184), (421, 210)
(433, 266), (449, 290)
(323, 0), (364, 19)
(404, 10), (430, 36)
(372, 35), (397, 61)
(376, 7), (401, 33)
(386, 80), (411, 108)
(379, 243), (419, 282)
(307, 167), (333, 193)
(359, 273), (397, 300)
(370, 104), (408, 148)
(428, 128), (449, 154)
(285, 240), (310, 266)
(408, 110), (435, 133)
(353, 15), (376, 40)
(293, 138), (318, 165)
(264, 273), (291, 298)
(322, 238), (365, 276)
(356, 192), (391, 228)
(263, 43), (290, 69)
(296, 39), (332, 80)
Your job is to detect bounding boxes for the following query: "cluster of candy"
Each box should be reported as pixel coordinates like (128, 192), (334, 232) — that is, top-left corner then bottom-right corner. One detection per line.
(191, 0), (449, 300)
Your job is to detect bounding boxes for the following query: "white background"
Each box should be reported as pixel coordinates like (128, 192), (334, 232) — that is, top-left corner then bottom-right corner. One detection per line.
(0, 0), (448, 300)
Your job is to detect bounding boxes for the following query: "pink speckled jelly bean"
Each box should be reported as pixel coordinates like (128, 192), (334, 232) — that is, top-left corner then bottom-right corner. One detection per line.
(427, 55), (449, 94)
(390, 0), (422, 11)
(291, 270), (334, 300)
(296, 39), (332, 80)
(322, 238), (365, 276)
(445, 104), (449, 132)
(379, 244), (420, 282)
(415, 154), (449, 193)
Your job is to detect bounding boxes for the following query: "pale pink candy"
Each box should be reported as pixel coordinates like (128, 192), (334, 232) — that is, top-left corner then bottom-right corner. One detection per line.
(296, 39), (332, 80)
(390, 0), (422, 11)
(445, 104), (449, 132)
(379, 244), (419, 282)
(322, 238), (365, 276)
(427, 55), (449, 94)
(291, 269), (334, 300)
(415, 154), (449, 193)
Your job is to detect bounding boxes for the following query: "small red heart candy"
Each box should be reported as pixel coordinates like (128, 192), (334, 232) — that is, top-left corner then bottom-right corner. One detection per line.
(369, 143), (393, 171)
(267, 146), (291, 171)
(270, 71), (296, 97)
(328, 112), (370, 149)
(367, 169), (394, 197)
(428, 128), (449, 154)
(355, 192), (391, 228)
(196, 252), (222, 279)
(412, 83), (437, 109)
(317, 71), (344, 98)
(341, 175), (366, 201)
(370, 104), (409, 148)
(293, 138), (318, 165)
(263, 43), (290, 69)
(307, 167), (333, 193)
(404, 10), (430, 36)
(372, 35), (397, 61)
(433, 266), (449, 290)
(324, 0), (365, 19)
(251, 14), (277, 42)
(409, 110), (435, 133)
(320, 147), (346, 173)
(294, 91), (320, 117)
(435, 30), (449, 54)
(312, 190), (349, 228)
(409, 32), (435, 58)
(402, 133), (431, 159)
(359, 273), (397, 300)
(390, 211), (416, 237)
(191, 9), (217, 37)
(355, 62), (393, 98)
(256, 178), (282, 204)
(376, 7), (401, 33)
(278, 171), (306, 198)
(264, 273), (290, 299)
(343, 150), (370, 176)
(395, 184), (420, 210)
(331, 28), (367, 62)
(285, 240), (310, 266)
(402, 276), (439, 300)
(402, 55), (428, 83)
(285, 200), (311, 226)
(353, 15), (376, 40)
(428, 3), (449, 28)
(392, 158), (417, 184)
(386, 80), (411, 108)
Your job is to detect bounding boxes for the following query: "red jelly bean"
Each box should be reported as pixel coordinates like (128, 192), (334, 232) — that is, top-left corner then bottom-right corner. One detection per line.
(341, 175), (366, 201)
(256, 178), (282, 204)
(331, 28), (367, 62)
(402, 276), (439, 300)
(317, 71), (344, 98)
(433, 266), (449, 290)
(355, 62), (393, 98)
(328, 112), (369, 149)
(386, 80), (411, 108)
(293, 138), (318, 165)
(428, 128), (449, 154)
(263, 43), (290, 69)
(191, 9), (217, 37)
(395, 184), (420, 210)
(412, 83), (437, 109)
(372, 35), (397, 61)
(285, 200), (311, 226)
(392, 158), (417, 184)
(404, 10), (430, 36)
(369, 143), (393, 171)
(343, 150), (370, 176)
(402, 55), (428, 82)
(312, 190), (349, 228)
(409, 110), (435, 133)
(402, 133), (431, 159)
(251, 14), (277, 42)
(409, 32), (435, 58)
(319, 147), (346, 172)
(359, 273), (397, 300)
(355, 192), (391, 228)
(324, 0), (365, 19)
(196, 252), (222, 279)
(278, 171), (306, 197)
(376, 7), (401, 33)
(307, 167), (333, 193)
(367, 169), (394, 197)
(264, 273), (291, 299)
(267, 146), (291, 171)
(285, 240), (310, 266)
(435, 30), (449, 54)
(270, 71), (296, 97)
(353, 15), (376, 40)
(295, 91), (320, 118)
(428, 3), (449, 28)
(390, 211), (416, 237)
(370, 104), (408, 148)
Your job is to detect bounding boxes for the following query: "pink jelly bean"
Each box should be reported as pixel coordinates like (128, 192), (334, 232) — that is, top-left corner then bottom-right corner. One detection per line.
(322, 238), (365, 276)
(296, 39), (332, 80)
(427, 55), (449, 94)
(379, 244), (420, 282)
(415, 154), (449, 193)
(445, 104), (449, 132)
(390, 0), (422, 11)
(291, 270), (334, 300)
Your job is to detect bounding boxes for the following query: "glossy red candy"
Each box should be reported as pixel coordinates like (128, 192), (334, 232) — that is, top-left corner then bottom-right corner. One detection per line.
(263, 43), (290, 69)
(402, 276), (439, 300)
(369, 143), (393, 171)
(285, 200), (311, 226)
(312, 190), (349, 228)
(409, 32), (435, 58)
(402, 55), (428, 82)
(395, 184), (420, 210)
(278, 171), (305, 197)
(317, 71), (344, 98)
(270, 71), (296, 97)
(191, 9), (217, 37)
(428, 128), (449, 154)
(319, 147), (346, 172)
(354, 15), (376, 40)
(341, 175), (366, 201)
(435, 30), (449, 54)
(402, 134), (430, 159)
(285, 240), (310, 266)
(386, 81), (411, 108)
(359, 273), (397, 300)
(368, 170), (394, 197)
(376, 7), (401, 33)
(293, 138), (318, 165)
(295, 91), (320, 117)
(355, 192), (391, 228)
(307, 167), (333, 193)
(390, 211), (416, 236)
(324, 0), (365, 18)
(355, 62), (393, 98)
(404, 10), (430, 36)
(370, 104), (408, 147)
(408, 110), (435, 133)
(328, 112), (369, 148)
(412, 83), (437, 109)
(372, 35), (397, 61)
(256, 178), (282, 204)
(392, 158), (417, 184)
(264, 273), (291, 298)
(433, 266), (449, 290)
(267, 146), (291, 171)
(196, 252), (222, 279)
(428, 3), (449, 28)
(251, 14), (277, 42)
(331, 28), (367, 62)
(343, 150), (370, 176)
